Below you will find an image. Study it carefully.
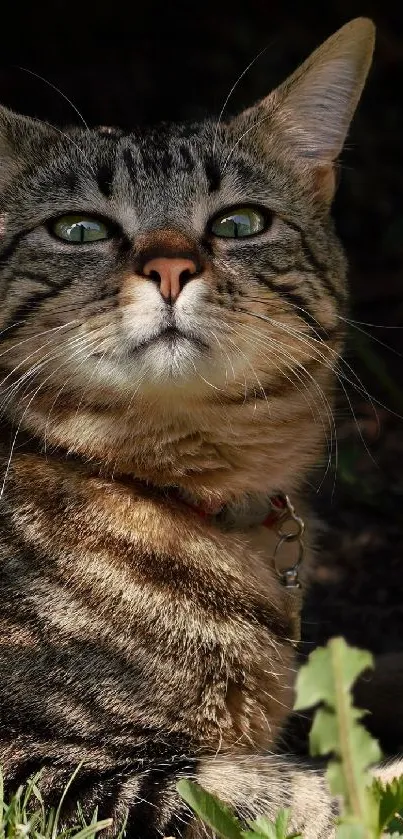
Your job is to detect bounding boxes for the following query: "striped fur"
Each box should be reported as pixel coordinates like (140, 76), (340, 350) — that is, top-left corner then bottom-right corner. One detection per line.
(0, 17), (393, 838)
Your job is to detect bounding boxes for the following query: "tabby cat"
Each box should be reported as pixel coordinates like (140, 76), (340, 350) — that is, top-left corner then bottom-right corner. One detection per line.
(0, 16), (398, 839)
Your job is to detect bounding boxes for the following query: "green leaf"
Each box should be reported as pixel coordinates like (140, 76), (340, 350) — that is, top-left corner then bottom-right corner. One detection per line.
(242, 832), (270, 839)
(294, 638), (382, 837)
(69, 819), (113, 839)
(274, 810), (290, 838)
(246, 815), (277, 839)
(245, 810), (301, 839)
(294, 637), (373, 712)
(387, 821), (403, 837)
(336, 823), (369, 839)
(176, 779), (243, 839)
(372, 777), (403, 835)
(310, 706), (381, 798)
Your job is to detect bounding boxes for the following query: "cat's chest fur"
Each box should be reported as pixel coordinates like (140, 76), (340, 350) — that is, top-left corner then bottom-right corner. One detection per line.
(1, 449), (296, 753)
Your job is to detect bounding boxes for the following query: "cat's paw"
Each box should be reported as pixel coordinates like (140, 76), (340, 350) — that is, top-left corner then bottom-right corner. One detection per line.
(373, 758), (403, 785)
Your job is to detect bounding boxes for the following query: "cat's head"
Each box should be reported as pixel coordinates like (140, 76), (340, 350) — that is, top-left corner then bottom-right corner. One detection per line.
(0, 19), (375, 492)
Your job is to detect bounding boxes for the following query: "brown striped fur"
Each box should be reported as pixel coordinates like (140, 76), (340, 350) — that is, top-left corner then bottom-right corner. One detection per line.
(0, 17), (397, 838)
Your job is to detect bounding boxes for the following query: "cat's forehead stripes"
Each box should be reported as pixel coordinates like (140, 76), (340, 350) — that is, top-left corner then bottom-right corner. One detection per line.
(178, 145), (195, 174)
(117, 130), (222, 193)
(96, 164), (113, 199)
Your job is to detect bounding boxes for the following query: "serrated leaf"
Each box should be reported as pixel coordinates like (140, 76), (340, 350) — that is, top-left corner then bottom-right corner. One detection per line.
(310, 706), (381, 799)
(372, 777), (403, 834)
(176, 779), (243, 839)
(294, 638), (382, 834)
(246, 815), (277, 839)
(294, 638), (373, 712)
(386, 825), (403, 837)
(274, 810), (290, 837)
(309, 707), (370, 757)
(327, 760), (379, 830)
(246, 811), (301, 839)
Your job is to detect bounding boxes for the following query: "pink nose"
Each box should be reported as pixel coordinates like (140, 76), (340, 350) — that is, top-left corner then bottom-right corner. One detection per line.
(142, 257), (198, 302)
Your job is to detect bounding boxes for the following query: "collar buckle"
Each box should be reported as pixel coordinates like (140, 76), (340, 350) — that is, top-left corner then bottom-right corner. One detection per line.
(270, 493), (305, 590)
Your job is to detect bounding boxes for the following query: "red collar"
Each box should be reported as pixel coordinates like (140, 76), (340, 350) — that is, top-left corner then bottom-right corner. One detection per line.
(181, 492), (288, 530)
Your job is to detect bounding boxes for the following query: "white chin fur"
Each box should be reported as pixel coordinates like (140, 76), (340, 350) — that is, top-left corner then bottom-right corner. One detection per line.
(130, 336), (205, 382)
(117, 279), (216, 386)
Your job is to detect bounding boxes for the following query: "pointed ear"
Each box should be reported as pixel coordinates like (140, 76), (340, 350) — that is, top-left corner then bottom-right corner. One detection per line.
(272, 18), (375, 162)
(233, 18), (375, 199)
(0, 105), (56, 196)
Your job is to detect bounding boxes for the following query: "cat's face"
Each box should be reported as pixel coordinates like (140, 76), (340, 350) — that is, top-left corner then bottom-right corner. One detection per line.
(0, 19), (374, 488)
(0, 120), (344, 398)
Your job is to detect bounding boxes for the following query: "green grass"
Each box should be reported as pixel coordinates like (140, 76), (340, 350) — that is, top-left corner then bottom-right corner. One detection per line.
(0, 763), (117, 839)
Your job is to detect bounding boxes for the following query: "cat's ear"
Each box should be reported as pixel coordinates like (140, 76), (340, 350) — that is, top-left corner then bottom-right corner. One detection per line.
(273, 17), (375, 162)
(0, 105), (56, 195)
(233, 18), (375, 198)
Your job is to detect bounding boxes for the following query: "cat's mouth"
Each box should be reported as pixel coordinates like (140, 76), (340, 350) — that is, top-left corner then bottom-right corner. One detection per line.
(129, 326), (209, 354)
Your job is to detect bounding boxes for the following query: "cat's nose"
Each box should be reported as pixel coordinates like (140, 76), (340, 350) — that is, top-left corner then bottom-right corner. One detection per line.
(142, 257), (199, 302)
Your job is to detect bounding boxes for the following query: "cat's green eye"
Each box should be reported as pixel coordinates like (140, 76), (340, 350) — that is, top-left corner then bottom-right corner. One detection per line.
(51, 215), (112, 244)
(210, 207), (267, 239)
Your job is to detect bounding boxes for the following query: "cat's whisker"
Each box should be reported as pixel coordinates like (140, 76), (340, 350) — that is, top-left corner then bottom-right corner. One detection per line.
(246, 295), (336, 345)
(337, 314), (403, 357)
(1, 333), (108, 492)
(0, 329), (92, 398)
(1, 375), (56, 498)
(32, 116), (97, 177)
(0, 320), (79, 361)
(247, 310), (381, 466)
(201, 328), (243, 428)
(212, 44), (269, 157)
(228, 319), (320, 410)
(232, 319), (337, 488)
(237, 308), (369, 426)
(221, 111), (274, 173)
(208, 328), (237, 385)
(0, 339), (80, 405)
(246, 333), (337, 488)
(0, 322), (27, 340)
(248, 314), (382, 487)
(244, 296), (382, 428)
(68, 345), (119, 436)
(226, 321), (298, 413)
(0, 328), (109, 413)
(191, 363), (227, 395)
(1, 358), (53, 411)
(123, 369), (150, 417)
(17, 67), (89, 129)
(267, 311), (382, 427)
(237, 328), (331, 462)
(226, 331), (272, 417)
(339, 316), (403, 329)
(232, 318), (333, 435)
(0, 335), (87, 403)
(43, 338), (113, 454)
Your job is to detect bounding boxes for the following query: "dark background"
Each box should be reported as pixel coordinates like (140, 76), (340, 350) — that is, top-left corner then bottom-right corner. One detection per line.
(2, 0), (402, 749)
